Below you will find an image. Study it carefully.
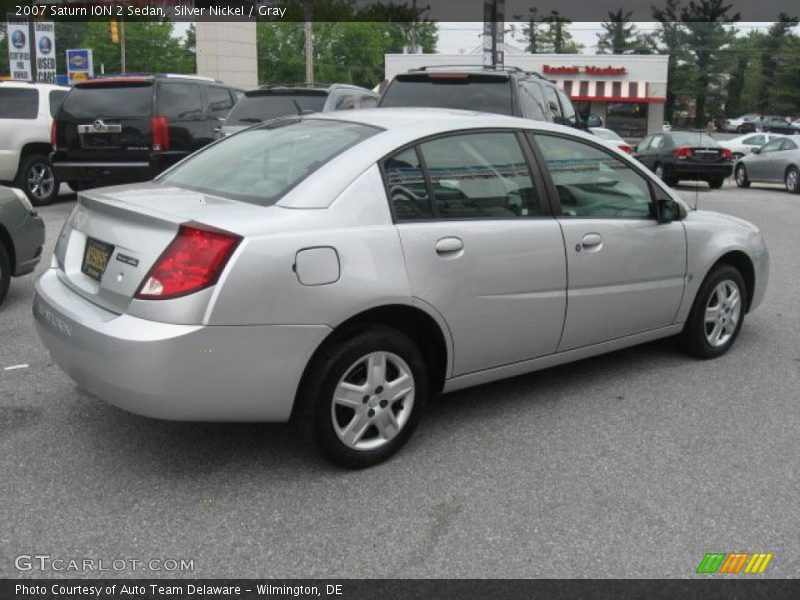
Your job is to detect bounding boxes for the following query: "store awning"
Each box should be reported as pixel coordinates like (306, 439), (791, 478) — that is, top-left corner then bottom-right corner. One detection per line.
(556, 80), (665, 103)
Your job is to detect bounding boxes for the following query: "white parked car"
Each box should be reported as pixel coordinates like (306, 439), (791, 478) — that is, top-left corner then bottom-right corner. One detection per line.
(0, 81), (70, 205)
(589, 127), (633, 154)
(722, 114), (760, 133)
(34, 109), (770, 467)
(718, 132), (785, 160)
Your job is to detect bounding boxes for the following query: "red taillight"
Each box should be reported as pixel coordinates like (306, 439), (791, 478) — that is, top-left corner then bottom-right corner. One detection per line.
(619, 144), (633, 154)
(674, 146), (693, 159)
(151, 116), (170, 151)
(720, 148), (732, 160)
(135, 223), (242, 300)
(50, 119), (57, 151)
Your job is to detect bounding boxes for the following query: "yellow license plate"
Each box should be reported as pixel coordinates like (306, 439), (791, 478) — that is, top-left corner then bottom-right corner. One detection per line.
(81, 238), (114, 282)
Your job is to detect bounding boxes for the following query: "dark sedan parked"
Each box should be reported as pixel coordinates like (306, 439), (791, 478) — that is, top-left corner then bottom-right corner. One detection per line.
(759, 116), (800, 135)
(633, 131), (733, 188)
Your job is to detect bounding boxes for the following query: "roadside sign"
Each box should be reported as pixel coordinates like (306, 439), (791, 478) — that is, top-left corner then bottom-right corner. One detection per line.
(6, 15), (32, 80)
(34, 21), (57, 83)
(66, 48), (93, 84)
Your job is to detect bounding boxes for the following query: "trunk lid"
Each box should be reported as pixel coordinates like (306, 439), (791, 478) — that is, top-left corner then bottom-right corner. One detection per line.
(54, 183), (267, 315)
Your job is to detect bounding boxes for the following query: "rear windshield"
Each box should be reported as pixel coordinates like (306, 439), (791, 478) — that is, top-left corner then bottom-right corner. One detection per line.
(591, 128), (623, 141)
(669, 132), (718, 147)
(60, 83), (153, 119)
(0, 88), (39, 119)
(225, 92), (328, 125)
(159, 118), (380, 206)
(379, 75), (513, 115)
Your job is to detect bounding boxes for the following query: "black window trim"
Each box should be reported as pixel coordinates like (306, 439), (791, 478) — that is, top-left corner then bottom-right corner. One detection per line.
(378, 127), (555, 225)
(525, 130), (668, 221)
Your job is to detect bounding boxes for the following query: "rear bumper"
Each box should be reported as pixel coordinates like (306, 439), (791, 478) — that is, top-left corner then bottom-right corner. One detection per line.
(664, 160), (733, 180)
(33, 269), (331, 422)
(50, 152), (189, 186)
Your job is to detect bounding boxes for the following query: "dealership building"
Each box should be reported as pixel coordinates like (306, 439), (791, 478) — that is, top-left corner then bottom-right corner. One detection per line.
(384, 53), (670, 138)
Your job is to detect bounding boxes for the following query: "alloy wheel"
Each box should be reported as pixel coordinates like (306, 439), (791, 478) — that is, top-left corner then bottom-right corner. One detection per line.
(704, 280), (742, 348)
(786, 168), (799, 193)
(735, 165), (747, 186)
(27, 162), (55, 201)
(331, 351), (415, 451)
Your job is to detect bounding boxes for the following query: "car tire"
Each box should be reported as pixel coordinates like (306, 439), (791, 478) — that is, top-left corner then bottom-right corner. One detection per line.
(708, 177), (725, 189)
(15, 154), (59, 206)
(681, 264), (747, 359)
(301, 326), (428, 468)
(0, 242), (11, 307)
(735, 164), (750, 188)
(785, 166), (800, 194)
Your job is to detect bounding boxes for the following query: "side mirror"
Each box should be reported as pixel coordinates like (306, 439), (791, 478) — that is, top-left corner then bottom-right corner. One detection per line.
(654, 198), (683, 223)
(632, 144), (639, 152)
(751, 147), (761, 154)
(585, 113), (603, 128)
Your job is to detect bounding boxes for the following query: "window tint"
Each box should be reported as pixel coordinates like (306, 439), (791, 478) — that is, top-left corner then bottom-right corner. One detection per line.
(780, 138), (797, 150)
(0, 88), (39, 119)
(380, 76), (513, 115)
(160, 119), (379, 206)
(383, 148), (432, 220)
(207, 86), (234, 117)
(669, 132), (717, 147)
(518, 81), (546, 120)
(637, 135), (653, 151)
(650, 135), (665, 150)
(543, 86), (562, 119)
(556, 89), (578, 125)
(334, 93), (357, 110)
(157, 83), (203, 120)
(61, 84), (153, 118)
(742, 135), (765, 146)
(535, 134), (653, 219)
(360, 95), (378, 108)
(760, 138), (783, 153)
(418, 132), (540, 219)
(225, 93), (327, 125)
(48, 90), (68, 117)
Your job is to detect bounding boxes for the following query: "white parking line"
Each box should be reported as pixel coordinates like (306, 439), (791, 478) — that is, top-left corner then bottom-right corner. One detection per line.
(3, 364), (30, 371)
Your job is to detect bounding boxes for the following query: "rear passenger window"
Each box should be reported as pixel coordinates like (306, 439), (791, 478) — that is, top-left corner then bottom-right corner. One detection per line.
(158, 83), (203, 120)
(419, 132), (540, 219)
(556, 89), (578, 126)
(207, 86), (234, 117)
(0, 88), (38, 119)
(518, 81), (546, 120)
(543, 86), (562, 119)
(383, 148), (433, 220)
(48, 90), (68, 117)
(535, 134), (653, 219)
(359, 95), (378, 108)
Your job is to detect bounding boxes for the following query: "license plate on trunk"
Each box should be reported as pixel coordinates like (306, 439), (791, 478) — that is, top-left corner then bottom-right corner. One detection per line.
(81, 238), (115, 282)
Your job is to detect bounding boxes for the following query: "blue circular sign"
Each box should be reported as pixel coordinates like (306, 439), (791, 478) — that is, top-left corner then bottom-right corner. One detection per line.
(38, 36), (53, 55)
(11, 30), (26, 50)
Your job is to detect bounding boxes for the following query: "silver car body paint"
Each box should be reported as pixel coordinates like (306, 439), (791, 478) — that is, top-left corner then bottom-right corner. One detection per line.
(737, 135), (800, 184)
(34, 109), (769, 421)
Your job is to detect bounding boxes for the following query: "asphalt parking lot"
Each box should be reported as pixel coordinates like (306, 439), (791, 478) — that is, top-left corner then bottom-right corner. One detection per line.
(1, 181), (798, 579)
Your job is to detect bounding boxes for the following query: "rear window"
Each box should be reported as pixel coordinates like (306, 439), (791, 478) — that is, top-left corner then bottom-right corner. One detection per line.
(225, 92), (328, 125)
(0, 88), (39, 119)
(669, 132), (718, 147)
(379, 75), (513, 115)
(60, 83), (153, 119)
(159, 118), (380, 206)
(49, 90), (68, 117)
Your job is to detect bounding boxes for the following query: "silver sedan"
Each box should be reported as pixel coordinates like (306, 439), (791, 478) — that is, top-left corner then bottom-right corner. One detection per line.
(33, 109), (770, 467)
(734, 135), (800, 193)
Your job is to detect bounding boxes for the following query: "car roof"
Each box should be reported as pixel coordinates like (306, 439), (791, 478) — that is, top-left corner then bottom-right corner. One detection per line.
(255, 83), (375, 93)
(398, 65), (557, 85)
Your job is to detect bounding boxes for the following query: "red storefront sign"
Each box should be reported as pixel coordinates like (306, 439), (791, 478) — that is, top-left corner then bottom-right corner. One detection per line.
(543, 65), (627, 76)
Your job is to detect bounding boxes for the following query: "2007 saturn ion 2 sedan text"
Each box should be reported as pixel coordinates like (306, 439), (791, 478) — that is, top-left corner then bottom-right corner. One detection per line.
(33, 109), (769, 468)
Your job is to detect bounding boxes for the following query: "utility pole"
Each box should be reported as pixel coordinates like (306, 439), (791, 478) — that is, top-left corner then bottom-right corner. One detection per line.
(120, 15), (126, 73)
(304, 20), (313, 84)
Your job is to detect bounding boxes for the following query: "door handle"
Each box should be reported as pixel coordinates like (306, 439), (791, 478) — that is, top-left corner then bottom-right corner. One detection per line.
(435, 236), (464, 255)
(578, 233), (603, 252)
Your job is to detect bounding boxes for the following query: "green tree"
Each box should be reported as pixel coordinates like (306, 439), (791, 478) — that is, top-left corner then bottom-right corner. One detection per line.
(513, 7), (541, 53)
(0, 22), (8, 77)
(650, 0), (689, 122)
(679, 0), (740, 126)
(539, 11), (582, 54)
(597, 8), (649, 54)
(756, 14), (799, 112)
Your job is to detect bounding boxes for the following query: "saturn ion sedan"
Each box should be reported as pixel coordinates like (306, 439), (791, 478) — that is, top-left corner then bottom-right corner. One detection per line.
(33, 109), (769, 468)
(734, 135), (800, 193)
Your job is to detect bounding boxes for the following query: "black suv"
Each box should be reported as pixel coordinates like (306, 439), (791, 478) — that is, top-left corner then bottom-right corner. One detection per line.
(379, 66), (591, 130)
(51, 74), (241, 188)
(221, 83), (380, 136)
